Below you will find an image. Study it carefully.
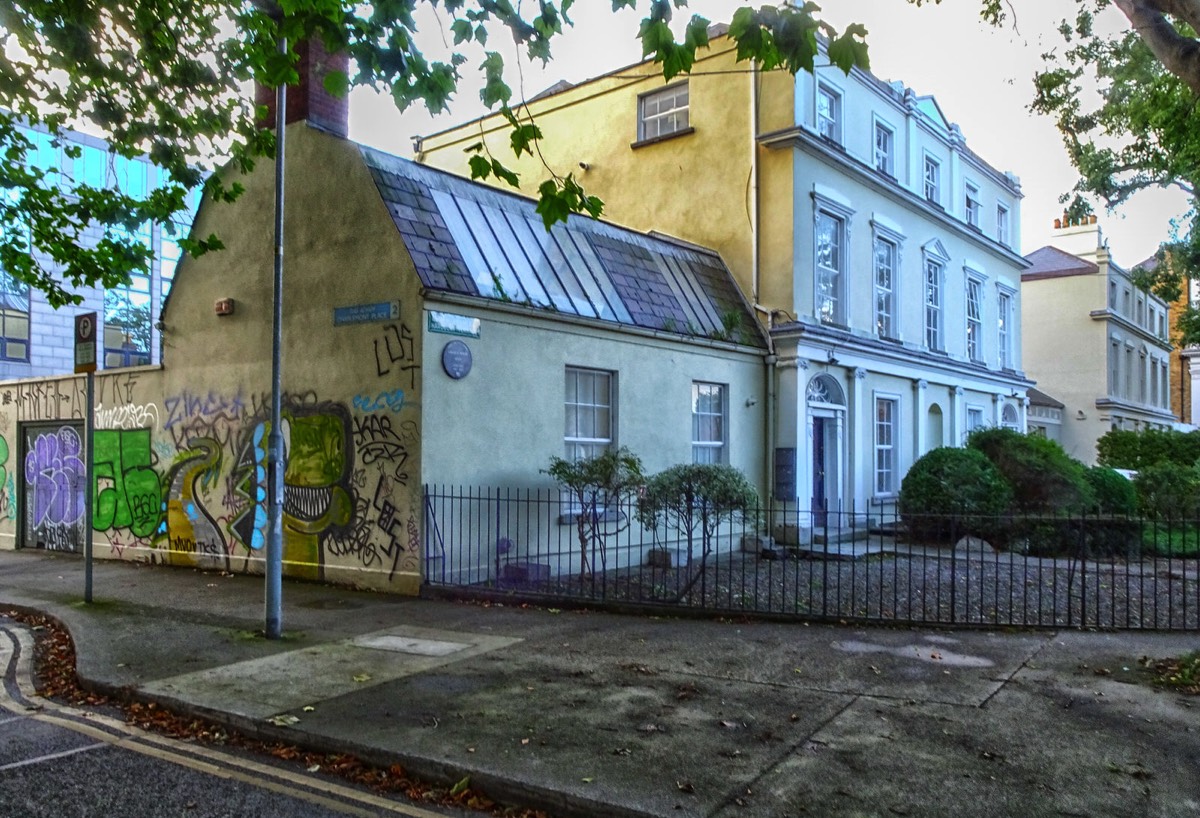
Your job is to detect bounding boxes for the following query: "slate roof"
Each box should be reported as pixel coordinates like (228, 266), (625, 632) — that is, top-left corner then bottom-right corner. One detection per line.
(1026, 387), (1064, 409)
(361, 147), (765, 348)
(1022, 246), (1100, 281)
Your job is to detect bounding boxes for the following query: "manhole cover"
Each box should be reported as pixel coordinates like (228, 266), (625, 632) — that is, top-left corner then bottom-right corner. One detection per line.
(353, 635), (470, 656)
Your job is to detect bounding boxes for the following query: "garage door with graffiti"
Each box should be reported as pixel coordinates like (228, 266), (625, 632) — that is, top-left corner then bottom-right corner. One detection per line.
(22, 422), (87, 552)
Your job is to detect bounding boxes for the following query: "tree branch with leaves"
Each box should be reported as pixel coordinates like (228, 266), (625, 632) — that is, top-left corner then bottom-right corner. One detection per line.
(1, 0), (870, 305)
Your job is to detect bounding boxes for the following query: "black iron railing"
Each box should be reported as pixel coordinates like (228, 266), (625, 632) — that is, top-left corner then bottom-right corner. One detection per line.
(422, 485), (1200, 631)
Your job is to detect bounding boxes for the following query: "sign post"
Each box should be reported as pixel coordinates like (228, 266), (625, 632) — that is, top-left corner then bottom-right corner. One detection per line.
(74, 312), (97, 603)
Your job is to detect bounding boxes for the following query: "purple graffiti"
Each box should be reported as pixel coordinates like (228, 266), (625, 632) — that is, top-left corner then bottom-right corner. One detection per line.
(25, 427), (86, 527)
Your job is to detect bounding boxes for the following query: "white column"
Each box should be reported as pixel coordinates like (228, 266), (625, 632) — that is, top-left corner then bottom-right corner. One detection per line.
(914, 379), (928, 456)
(950, 385), (963, 446)
(850, 367), (869, 510)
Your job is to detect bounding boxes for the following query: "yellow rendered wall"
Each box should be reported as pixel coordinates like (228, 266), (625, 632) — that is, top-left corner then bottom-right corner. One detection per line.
(0, 125), (426, 594)
(419, 38), (797, 313)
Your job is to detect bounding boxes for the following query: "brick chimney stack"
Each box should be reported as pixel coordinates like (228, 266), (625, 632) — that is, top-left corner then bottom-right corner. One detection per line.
(255, 38), (349, 138)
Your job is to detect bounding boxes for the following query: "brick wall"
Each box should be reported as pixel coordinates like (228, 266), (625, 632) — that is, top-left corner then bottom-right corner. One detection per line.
(255, 39), (349, 138)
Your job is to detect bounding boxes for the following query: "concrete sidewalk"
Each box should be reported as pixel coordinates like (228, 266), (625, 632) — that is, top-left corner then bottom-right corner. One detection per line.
(1, 548), (1198, 818)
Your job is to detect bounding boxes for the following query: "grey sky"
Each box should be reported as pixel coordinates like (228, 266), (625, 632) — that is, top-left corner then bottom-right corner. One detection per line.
(347, 0), (1188, 269)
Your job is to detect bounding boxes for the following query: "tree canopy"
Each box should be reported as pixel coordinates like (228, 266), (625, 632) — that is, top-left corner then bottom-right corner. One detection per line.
(1026, 1), (1200, 343)
(0, 0), (872, 306)
(4, 0), (1200, 319)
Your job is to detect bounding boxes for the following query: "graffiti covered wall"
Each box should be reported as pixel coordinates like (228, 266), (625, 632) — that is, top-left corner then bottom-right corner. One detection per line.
(0, 127), (427, 593)
(0, 367), (422, 591)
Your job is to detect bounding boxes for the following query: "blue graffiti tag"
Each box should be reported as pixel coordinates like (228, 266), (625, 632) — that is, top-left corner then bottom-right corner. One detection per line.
(352, 389), (405, 413)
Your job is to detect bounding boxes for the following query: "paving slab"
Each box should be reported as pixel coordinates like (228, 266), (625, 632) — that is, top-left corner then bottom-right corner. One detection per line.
(3, 549), (1200, 818)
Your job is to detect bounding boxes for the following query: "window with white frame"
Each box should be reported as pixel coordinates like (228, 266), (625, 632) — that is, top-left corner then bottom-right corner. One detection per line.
(1001, 403), (1019, 430)
(924, 257), (943, 350)
(874, 236), (896, 338)
(997, 289), (1013, 369)
(966, 278), (983, 361)
(965, 182), (981, 228)
(923, 155), (941, 204)
(873, 121), (894, 176)
(996, 204), (1011, 247)
(815, 209), (846, 325)
(967, 406), (985, 433)
(692, 382), (726, 464)
(638, 83), (689, 141)
(817, 84), (842, 143)
(564, 367), (613, 460)
(875, 397), (897, 495)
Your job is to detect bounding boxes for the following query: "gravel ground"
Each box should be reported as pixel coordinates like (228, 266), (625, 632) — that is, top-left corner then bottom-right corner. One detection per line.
(450, 546), (1200, 630)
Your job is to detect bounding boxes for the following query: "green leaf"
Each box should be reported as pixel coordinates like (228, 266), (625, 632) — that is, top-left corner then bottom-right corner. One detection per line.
(322, 70), (350, 99)
(451, 19), (474, 45)
(826, 24), (870, 74)
(480, 52), (511, 107)
(449, 776), (471, 796)
(491, 159), (520, 187)
(468, 154), (492, 180)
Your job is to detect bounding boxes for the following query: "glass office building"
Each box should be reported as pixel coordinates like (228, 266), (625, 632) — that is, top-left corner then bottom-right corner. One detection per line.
(1, 124), (200, 378)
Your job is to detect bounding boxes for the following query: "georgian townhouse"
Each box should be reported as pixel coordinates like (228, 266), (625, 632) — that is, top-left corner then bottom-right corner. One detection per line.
(417, 26), (1031, 528)
(1022, 216), (1176, 463)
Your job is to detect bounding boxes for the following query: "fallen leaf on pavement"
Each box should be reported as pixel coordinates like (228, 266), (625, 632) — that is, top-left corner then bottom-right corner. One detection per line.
(267, 715), (299, 727)
(352, 673), (372, 683)
(677, 781), (695, 793)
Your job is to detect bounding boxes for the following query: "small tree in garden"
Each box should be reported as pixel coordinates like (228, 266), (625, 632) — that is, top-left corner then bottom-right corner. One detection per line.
(636, 464), (759, 600)
(545, 447), (644, 581)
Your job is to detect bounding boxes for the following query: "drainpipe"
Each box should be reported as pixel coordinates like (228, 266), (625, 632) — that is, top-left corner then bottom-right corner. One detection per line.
(750, 59), (760, 306)
(748, 60), (778, 510)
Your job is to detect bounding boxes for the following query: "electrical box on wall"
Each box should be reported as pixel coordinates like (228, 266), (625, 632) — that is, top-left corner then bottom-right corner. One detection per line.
(214, 298), (235, 316)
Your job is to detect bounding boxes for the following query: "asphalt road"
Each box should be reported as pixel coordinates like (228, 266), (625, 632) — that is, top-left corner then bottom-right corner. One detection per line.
(0, 623), (471, 818)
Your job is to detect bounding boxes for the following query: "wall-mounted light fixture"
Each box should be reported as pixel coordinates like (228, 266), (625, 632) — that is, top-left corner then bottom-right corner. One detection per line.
(214, 298), (235, 317)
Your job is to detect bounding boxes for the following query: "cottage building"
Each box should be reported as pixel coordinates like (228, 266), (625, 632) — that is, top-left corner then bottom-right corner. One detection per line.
(416, 27), (1032, 524)
(0, 43), (766, 590)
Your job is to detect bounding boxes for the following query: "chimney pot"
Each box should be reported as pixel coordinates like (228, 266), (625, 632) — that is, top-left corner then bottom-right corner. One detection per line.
(1054, 218), (1061, 229)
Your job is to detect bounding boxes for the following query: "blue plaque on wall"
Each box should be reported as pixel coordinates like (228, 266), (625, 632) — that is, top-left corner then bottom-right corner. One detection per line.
(442, 340), (472, 379)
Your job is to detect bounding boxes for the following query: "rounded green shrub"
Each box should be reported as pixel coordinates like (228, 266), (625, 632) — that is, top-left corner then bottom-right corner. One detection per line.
(1085, 466), (1137, 515)
(1134, 462), (1200, 520)
(900, 447), (1012, 542)
(967, 427), (1093, 513)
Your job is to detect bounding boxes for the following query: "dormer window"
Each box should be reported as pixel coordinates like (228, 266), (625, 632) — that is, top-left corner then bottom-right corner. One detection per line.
(638, 83), (689, 141)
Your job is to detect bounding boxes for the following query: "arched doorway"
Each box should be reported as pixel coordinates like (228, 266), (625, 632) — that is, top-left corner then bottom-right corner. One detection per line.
(807, 373), (846, 526)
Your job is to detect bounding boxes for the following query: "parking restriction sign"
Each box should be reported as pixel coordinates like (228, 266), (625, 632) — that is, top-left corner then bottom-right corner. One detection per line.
(74, 312), (97, 373)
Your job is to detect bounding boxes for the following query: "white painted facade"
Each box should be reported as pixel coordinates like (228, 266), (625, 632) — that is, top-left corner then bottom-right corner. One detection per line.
(763, 61), (1030, 520)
